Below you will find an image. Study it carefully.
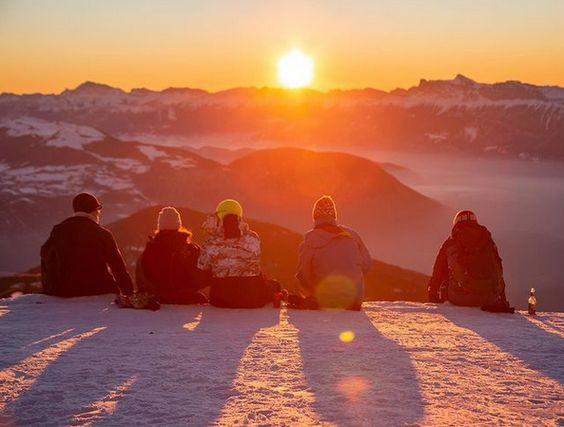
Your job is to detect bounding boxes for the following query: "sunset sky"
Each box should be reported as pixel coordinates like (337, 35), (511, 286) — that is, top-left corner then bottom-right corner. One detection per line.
(1, 0), (563, 94)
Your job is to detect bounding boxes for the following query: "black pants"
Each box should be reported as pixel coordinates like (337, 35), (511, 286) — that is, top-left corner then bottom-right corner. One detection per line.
(210, 276), (277, 308)
(135, 258), (209, 305)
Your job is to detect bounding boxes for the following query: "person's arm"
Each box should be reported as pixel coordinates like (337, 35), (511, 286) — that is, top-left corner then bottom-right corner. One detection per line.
(183, 244), (210, 291)
(237, 232), (261, 275)
(428, 240), (450, 302)
(492, 242), (504, 273)
(103, 229), (134, 295)
(40, 227), (57, 295)
(296, 239), (314, 294)
(491, 239), (509, 301)
(197, 241), (212, 272)
(350, 229), (372, 273)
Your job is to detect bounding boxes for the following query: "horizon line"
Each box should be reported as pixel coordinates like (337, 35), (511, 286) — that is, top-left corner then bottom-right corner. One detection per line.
(3, 74), (563, 97)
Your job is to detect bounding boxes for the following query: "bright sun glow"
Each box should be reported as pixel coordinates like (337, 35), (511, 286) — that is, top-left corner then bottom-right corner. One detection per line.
(277, 49), (314, 89)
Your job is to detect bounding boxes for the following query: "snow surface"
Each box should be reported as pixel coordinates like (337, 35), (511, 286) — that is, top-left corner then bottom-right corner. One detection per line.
(137, 145), (167, 161)
(0, 117), (104, 149)
(1, 165), (136, 196)
(1, 295), (562, 426)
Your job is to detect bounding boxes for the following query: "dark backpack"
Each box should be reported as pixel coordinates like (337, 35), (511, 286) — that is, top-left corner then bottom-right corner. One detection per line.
(446, 232), (503, 297)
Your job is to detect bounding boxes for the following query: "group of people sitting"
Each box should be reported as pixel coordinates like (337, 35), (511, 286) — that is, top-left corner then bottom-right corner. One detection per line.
(40, 192), (514, 313)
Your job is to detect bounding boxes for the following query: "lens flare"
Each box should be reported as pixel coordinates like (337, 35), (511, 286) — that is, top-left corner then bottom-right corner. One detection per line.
(336, 376), (370, 403)
(315, 275), (357, 309)
(339, 330), (355, 343)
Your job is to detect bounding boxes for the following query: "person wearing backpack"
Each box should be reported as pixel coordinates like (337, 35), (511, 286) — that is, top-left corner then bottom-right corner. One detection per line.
(197, 199), (280, 308)
(292, 195), (372, 311)
(136, 207), (208, 305)
(428, 210), (514, 313)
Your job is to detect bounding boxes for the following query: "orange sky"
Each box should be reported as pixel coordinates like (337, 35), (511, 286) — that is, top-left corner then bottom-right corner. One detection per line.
(1, 0), (563, 94)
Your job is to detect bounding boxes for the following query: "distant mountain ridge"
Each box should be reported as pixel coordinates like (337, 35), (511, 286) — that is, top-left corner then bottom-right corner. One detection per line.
(1, 75), (563, 160)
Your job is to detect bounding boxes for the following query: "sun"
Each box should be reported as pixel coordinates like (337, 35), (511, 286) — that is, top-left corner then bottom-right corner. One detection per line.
(277, 49), (314, 89)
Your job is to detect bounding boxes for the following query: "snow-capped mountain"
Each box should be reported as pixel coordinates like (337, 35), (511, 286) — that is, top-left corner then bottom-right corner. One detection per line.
(1, 75), (563, 159)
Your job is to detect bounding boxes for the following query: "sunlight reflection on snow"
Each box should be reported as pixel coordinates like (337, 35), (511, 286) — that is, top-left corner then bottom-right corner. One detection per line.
(523, 314), (564, 338)
(183, 312), (202, 331)
(214, 307), (323, 425)
(24, 328), (75, 348)
(70, 374), (138, 425)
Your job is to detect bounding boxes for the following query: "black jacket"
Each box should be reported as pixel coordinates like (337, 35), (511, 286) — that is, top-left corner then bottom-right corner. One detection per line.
(138, 230), (206, 303)
(40, 216), (133, 297)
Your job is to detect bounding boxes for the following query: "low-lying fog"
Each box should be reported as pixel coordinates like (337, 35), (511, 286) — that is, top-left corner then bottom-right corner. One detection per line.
(353, 149), (564, 312)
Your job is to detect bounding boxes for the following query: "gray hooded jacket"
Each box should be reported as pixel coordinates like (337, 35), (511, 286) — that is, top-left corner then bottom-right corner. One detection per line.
(296, 221), (372, 302)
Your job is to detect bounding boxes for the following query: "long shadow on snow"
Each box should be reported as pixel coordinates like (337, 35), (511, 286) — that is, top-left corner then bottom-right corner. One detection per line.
(442, 306), (564, 384)
(106, 306), (280, 426)
(0, 294), (114, 371)
(288, 309), (424, 426)
(1, 295), (127, 425)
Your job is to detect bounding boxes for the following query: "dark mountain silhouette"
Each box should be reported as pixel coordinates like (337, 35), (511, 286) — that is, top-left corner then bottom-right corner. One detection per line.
(224, 147), (450, 270)
(107, 206), (429, 302)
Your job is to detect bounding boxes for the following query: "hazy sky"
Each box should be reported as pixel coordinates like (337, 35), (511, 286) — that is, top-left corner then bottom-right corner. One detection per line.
(1, 0), (563, 93)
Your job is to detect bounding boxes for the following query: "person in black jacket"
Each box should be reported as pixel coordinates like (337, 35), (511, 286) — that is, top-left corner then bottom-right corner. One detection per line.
(428, 210), (513, 312)
(40, 192), (134, 299)
(136, 207), (208, 304)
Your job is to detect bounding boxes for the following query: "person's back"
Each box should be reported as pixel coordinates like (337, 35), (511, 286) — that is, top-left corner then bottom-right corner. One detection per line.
(198, 199), (275, 308)
(296, 196), (371, 310)
(428, 210), (513, 312)
(138, 207), (206, 304)
(41, 193), (133, 297)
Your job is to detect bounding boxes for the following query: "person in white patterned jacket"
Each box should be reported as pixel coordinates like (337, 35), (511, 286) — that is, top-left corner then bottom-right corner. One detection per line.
(197, 199), (280, 308)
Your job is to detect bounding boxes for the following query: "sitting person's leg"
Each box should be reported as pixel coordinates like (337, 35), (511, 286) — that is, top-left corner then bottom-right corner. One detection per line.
(161, 290), (208, 305)
(210, 276), (271, 308)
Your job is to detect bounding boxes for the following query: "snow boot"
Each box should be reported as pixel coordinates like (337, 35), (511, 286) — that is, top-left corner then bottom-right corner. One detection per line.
(114, 293), (160, 311)
(347, 302), (362, 311)
(481, 299), (514, 314)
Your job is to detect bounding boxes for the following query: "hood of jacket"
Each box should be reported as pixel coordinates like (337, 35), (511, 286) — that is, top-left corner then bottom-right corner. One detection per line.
(303, 224), (354, 249)
(202, 214), (251, 239)
(451, 223), (492, 250)
(150, 229), (191, 247)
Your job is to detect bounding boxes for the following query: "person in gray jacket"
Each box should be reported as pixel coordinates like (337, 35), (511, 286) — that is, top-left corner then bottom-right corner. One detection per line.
(294, 195), (372, 310)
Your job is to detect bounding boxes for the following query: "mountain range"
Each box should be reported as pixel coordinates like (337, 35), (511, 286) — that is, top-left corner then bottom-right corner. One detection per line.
(1, 75), (563, 160)
(2, 76), (563, 310)
(0, 116), (449, 274)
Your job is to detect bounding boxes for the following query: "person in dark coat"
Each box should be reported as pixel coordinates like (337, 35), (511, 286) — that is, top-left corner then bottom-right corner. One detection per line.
(428, 210), (514, 312)
(40, 192), (134, 298)
(136, 207), (208, 304)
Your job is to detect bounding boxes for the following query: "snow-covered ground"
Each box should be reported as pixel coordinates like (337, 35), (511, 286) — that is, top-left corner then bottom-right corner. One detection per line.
(0, 295), (562, 426)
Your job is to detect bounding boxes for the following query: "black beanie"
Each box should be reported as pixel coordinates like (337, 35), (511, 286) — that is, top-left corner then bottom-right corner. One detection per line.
(72, 192), (102, 213)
